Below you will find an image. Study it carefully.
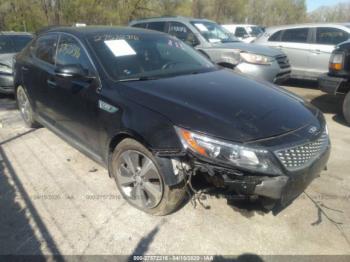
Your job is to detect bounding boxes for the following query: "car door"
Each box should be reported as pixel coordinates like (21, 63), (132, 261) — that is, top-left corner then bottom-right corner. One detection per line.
(309, 27), (350, 77)
(276, 28), (312, 78)
(48, 33), (101, 154)
(21, 33), (58, 121)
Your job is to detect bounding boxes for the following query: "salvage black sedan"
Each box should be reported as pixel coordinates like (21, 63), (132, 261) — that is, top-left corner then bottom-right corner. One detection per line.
(14, 26), (330, 215)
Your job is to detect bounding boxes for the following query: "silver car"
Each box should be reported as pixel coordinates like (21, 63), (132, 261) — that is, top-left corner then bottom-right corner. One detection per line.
(129, 17), (291, 83)
(255, 23), (350, 80)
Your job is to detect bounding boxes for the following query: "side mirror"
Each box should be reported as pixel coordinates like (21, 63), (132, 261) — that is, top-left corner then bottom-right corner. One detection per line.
(55, 64), (93, 80)
(243, 34), (249, 39)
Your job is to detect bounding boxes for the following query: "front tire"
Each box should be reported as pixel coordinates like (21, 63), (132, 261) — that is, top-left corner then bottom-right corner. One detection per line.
(16, 86), (40, 128)
(111, 138), (187, 215)
(343, 91), (350, 125)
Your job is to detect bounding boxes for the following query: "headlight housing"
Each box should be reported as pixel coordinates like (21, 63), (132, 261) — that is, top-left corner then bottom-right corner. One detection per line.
(175, 127), (282, 175)
(0, 63), (12, 74)
(329, 52), (344, 71)
(240, 52), (273, 65)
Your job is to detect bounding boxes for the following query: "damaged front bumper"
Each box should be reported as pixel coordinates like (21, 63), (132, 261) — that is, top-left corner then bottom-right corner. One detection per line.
(191, 144), (330, 206)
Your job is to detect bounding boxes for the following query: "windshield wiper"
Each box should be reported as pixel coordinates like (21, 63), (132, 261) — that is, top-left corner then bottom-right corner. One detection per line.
(118, 76), (159, 82)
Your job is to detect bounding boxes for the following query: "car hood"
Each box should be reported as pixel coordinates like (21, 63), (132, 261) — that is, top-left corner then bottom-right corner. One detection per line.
(0, 53), (15, 68)
(118, 69), (318, 143)
(211, 42), (283, 57)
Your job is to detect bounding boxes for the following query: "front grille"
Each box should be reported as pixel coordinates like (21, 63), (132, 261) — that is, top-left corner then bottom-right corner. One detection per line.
(275, 55), (290, 69)
(275, 131), (329, 171)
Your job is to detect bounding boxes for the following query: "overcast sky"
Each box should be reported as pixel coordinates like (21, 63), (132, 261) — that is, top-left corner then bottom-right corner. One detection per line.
(306, 0), (350, 12)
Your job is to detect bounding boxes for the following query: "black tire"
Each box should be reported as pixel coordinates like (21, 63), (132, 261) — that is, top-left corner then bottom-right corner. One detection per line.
(16, 86), (40, 128)
(110, 138), (187, 215)
(343, 91), (350, 125)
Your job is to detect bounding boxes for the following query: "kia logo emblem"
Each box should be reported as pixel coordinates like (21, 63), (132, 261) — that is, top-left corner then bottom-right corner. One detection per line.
(308, 126), (318, 134)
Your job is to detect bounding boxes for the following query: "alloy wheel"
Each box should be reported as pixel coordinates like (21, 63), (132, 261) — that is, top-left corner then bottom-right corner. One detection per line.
(17, 87), (31, 123)
(116, 150), (163, 209)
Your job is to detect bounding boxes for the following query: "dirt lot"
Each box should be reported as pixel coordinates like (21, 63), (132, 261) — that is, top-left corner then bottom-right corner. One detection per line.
(0, 81), (350, 257)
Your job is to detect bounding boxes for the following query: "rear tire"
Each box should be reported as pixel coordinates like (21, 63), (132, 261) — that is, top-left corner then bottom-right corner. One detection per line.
(110, 138), (187, 215)
(16, 86), (40, 128)
(343, 91), (350, 125)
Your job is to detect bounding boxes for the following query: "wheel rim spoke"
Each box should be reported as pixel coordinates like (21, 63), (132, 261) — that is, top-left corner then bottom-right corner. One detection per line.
(121, 152), (137, 174)
(118, 166), (135, 186)
(133, 184), (147, 207)
(139, 158), (154, 178)
(143, 181), (161, 204)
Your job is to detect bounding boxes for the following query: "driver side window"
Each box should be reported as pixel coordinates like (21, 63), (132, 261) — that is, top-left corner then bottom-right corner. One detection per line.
(56, 34), (93, 74)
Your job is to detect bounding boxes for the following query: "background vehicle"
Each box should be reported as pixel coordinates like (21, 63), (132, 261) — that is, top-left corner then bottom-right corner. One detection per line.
(14, 26), (329, 215)
(130, 16), (291, 83)
(222, 24), (263, 43)
(255, 23), (350, 80)
(0, 32), (32, 94)
(319, 40), (350, 124)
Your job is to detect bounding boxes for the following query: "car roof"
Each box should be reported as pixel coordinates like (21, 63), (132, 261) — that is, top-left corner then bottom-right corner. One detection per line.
(0, 31), (32, 36)
(130, 16), (214, 25)
(39, 25), (168, 38)
(223, 24), (257, 27)
(265, 23), (350, 33)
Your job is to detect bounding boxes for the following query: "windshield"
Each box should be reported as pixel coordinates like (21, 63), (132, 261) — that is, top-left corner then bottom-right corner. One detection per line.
(248, 26), (263, 37)
(88, 32), (215, 81)
(190, 21), (239, 43)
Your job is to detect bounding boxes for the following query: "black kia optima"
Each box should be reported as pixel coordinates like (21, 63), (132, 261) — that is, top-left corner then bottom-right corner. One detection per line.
(14, 26), (330, 215)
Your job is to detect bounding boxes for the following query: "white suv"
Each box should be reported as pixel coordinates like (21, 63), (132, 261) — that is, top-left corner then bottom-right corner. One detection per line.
(222, 24), (264, 43)
(255, 23), (350, 80)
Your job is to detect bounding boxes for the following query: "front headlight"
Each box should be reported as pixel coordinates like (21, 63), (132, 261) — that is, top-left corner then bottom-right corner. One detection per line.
(175, 127), (282, 175)
(240, 52), (273, 65)
(329, 52), (344, 71)
(0, 63), (12, 74)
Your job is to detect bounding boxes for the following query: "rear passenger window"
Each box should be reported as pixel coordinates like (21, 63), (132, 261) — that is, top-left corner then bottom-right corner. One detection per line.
(34, 34), (58, 65)
(268, 30), (282, 41)
(316, 27), (349, 45)
(147, 22), (166, 32)
(235, 27), (247, 37)
(281, 28), (309, 43)
(133, 23), (147, 29)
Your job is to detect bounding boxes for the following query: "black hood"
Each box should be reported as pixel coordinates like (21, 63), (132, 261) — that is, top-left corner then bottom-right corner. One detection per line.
(118, 69), (318, 143)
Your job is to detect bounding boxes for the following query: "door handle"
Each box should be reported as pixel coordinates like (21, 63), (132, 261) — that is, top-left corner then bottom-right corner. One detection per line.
(312, 49), (321, 54)
(47, 79), (57, 88)
(21, 66), (29, 71)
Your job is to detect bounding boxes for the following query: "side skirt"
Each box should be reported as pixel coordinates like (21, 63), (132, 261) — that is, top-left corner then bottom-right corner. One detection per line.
(36, 115), (106, 168)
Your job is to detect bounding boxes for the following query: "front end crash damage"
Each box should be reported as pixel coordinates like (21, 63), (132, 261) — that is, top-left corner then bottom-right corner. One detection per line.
(156, 152), (289, 206)
(153, 132), (330, 212)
